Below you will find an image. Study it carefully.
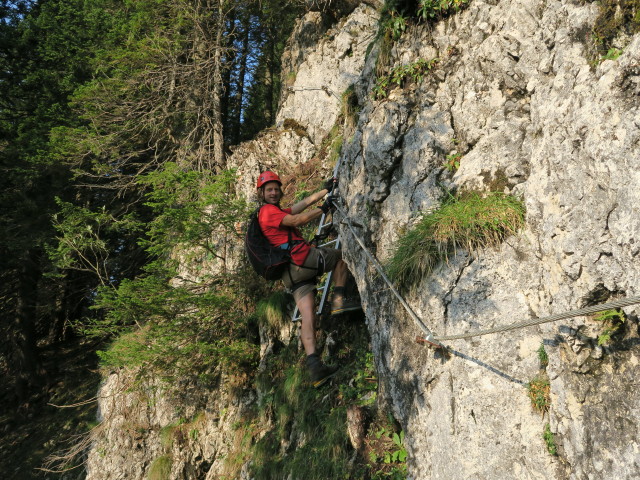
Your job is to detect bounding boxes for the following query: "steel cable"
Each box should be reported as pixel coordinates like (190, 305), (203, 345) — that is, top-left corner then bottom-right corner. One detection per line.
(334, 201), (639, 345)
(434, 296), (640, 341)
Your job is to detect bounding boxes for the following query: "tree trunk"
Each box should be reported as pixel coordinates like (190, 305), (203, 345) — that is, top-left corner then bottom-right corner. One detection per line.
(220, 9), (236, 144)
(231, 13), (250, 144)
(11, 249), (42, 402)
(265, 34), (275, 125)
(210, 0), (226, 170)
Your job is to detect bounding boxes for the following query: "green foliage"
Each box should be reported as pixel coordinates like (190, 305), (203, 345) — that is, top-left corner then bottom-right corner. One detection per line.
(256, 291), (292, 333)
(527, 375), (550, 415)
(417, 0), (471, 21)
(537, 343), (549, 369)
(147, 455), (172, 480)
(293, 181), (311, 203)
(365, 420), (408, 479)
(138, 165), (248, 258)
(387, 191), (525, 289)
(387, 431), (407, 463)
(602, 47), (623, 61)
(444, 152), (462, 172)
(543, 423), (557, 456)
(386, 11), (407, 40)
(94, 283), (259, 377)
(592, 0), (640, 55)
(339, 352), (378, 406)
(593, 308), (626, 346)
(49, 199), (144, 283)
(73, 167), (259, 378)
(371, 0), (469, 100)
(242, 320), (380, 480)
(373, 58), (439, 99)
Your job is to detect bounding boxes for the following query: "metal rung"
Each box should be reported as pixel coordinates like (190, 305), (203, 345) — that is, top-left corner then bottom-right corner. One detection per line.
(291, 272), (333, 322)
(291, 234), (341, 322)
(319, 238), (338, 248)
(291, 167), (341, 322)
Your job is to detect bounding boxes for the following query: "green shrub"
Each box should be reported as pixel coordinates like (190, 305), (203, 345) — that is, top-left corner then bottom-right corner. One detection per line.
(527, 374), (550, 415)
(593, 308), (625, 346)
(339, 351), (378, 405)
(417, 0), (471, 21)
(543, 423), (557, 456)
(443, 152), (462, 172)
(537, 343), (548, 369)
(77, 166), (260, 380)
(365, 419), (408, 479)
(373, 57), (439, 99)
(147, 455), (172, 480)
(256, 290), (291, 332)
(387, 192), (525, 288)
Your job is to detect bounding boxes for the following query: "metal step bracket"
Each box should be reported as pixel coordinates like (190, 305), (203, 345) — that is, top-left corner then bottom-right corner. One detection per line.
(291, 219), (340, 322)
(291, 166), (341, 322)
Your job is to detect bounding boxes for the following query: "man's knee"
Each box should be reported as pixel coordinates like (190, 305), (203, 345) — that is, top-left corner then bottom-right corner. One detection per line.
(297, 291), (316, 313)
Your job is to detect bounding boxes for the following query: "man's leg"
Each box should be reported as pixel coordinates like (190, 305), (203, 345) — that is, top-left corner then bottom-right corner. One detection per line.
(296, 289), (339, 387)
(297, 290), (317, 355)
(331, 259), (348, 289)
(322, 254), (361, 316)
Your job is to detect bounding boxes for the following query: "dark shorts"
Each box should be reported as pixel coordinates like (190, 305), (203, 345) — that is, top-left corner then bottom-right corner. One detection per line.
(282, 246), (341, 303)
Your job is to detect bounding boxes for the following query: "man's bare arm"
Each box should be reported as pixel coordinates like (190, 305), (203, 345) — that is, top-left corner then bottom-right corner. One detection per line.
(290, 188), (329, 215)
(281, 206), (324, 228)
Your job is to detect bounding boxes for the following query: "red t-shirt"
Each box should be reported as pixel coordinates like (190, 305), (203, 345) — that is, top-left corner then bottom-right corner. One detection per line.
(258, 204), (311, 266)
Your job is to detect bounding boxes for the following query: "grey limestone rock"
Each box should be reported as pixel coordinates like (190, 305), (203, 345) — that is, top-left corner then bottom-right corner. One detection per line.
(86, 1), (640, 478)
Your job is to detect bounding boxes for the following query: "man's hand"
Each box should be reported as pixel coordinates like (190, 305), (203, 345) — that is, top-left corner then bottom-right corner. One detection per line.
(323, 177), (338, 193)
(319, 196), (334, 214)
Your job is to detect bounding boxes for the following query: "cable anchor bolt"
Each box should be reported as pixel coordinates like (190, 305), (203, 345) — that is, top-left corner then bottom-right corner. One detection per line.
(415, 335), (446, 350)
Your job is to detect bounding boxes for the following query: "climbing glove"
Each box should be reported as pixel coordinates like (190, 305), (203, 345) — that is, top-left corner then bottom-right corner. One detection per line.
(319, 197), (334, 214)
(323, 177), (338, 193)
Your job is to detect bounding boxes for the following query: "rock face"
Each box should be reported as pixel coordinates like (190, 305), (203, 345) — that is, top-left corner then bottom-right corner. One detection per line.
(86, 1), (640, 479)
(277, 3), (379, 144)
(335, 1), (640, 479)
(85, 372), (257, 480)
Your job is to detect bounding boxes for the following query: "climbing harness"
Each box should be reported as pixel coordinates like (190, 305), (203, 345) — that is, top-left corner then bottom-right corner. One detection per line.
(290, 213), (339, 322)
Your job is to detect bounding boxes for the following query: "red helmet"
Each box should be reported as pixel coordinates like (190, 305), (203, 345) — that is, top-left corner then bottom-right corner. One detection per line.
(256, 170), (282, 189)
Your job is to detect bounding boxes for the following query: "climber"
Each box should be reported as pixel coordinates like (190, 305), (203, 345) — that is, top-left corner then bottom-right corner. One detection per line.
(256, 170), (361, 387)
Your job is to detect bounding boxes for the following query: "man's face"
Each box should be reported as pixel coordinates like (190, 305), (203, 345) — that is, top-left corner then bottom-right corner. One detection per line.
(262, 181), (282, 205)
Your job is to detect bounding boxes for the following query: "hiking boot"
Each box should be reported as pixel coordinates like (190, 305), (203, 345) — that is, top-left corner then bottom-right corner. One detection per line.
(330, 295), (362, 316)
(306, 353), (339, 388)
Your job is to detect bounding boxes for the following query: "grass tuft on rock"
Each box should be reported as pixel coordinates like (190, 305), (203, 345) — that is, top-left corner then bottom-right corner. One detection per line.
(387, 191), (525, 289)
(256, 290), (291, 333)
(527, 374), (550, 415)
(148, 455), (172, 480)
